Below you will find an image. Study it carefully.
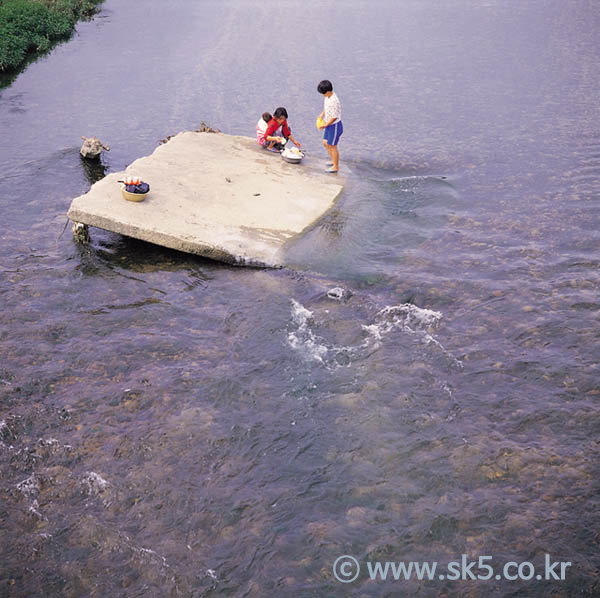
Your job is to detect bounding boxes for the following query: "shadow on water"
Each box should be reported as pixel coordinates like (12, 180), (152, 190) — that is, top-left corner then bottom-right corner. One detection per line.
(0, 33), (78, 92)
(346, 155), (456, 179)
(73, 233), (226, 278)
(0, 54), (49, 92)
(344, 150), (463, 178)
(79, 154), (109, 185)
(0, 6), (106, 92)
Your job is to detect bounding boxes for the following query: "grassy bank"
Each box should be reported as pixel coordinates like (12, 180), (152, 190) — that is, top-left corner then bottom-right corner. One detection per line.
(0, 0), (103, 72)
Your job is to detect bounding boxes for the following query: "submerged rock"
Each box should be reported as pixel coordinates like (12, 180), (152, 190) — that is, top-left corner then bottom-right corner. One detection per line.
(326, 286), (353, 301)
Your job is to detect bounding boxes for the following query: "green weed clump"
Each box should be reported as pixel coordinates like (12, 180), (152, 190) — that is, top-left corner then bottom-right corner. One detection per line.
(0, 0), (103, 72)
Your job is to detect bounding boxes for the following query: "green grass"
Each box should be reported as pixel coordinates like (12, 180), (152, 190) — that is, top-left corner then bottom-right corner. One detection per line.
(0, 0), (103, 72)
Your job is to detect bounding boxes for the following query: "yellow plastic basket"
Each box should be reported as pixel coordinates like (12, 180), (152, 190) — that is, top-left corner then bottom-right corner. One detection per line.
(121, 188), (148, 202)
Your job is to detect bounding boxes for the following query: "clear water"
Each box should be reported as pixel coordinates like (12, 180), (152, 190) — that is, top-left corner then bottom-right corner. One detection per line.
(1, 1), (599, 596)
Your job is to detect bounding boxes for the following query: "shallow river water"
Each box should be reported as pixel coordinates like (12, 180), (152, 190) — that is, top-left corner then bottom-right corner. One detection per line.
(1, 1), (599, 596)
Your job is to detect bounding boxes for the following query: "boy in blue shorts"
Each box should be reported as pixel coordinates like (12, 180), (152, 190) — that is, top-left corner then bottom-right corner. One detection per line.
(317, 80), (343, 173)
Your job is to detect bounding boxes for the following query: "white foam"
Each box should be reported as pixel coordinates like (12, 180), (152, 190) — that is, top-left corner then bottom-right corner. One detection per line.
(0, 419), (12, 439)
(37, 438), (60, 448)
(290, 298), (312, 325)
(17, 474), (40, 497)
(0, 420), (9, 449)
(37, 438), (73, 453)
(442, 382), (453, 397)
(376, 304), (442, 330)
(131, 544), (170, 569)
(82, 471), (109, 495)
(28, 499), (46, 520)
(361, 323), (383, 341)
(1, 418), (18, 449)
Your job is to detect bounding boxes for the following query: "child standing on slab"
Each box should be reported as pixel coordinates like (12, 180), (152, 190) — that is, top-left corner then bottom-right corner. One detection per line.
(317, 80), (343, 173)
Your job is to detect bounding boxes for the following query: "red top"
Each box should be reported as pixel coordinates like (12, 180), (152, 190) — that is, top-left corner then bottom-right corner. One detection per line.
(264, 118), (291, 140)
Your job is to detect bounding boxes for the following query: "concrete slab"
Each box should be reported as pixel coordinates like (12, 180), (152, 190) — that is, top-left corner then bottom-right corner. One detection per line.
(67, 131), (343, 267)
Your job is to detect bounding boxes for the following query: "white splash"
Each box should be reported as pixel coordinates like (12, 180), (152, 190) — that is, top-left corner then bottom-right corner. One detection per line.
(364, 304), (462, 369)
(371, 304), (443, 333)
(287, 299), (329, 363)
(287, 298), (461, 370)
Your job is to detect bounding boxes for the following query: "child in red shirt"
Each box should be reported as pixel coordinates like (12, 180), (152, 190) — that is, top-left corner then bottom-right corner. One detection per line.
(263, 107), (302, 152)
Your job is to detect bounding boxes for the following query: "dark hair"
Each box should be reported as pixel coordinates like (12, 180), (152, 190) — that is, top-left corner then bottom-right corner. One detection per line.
(262, 112), (272, 122)
(273, 107), (288, 119)
(317, 80), (333, 94)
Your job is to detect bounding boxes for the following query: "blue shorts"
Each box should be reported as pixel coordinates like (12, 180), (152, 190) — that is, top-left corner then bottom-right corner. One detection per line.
(323, 121), (343, 146)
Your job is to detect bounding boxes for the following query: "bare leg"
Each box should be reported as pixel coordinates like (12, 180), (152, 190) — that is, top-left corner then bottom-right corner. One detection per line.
(323, 140), (335, 166)
(330, 145), (339, 171)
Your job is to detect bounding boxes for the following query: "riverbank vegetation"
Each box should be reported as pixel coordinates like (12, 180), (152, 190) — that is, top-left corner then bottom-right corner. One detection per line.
(0, 0), (103, 72)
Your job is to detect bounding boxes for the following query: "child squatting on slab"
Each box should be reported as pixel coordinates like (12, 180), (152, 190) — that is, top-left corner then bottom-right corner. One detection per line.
(317, 79), (343, 173)
(257, 107), (302, 152)
(256, 111), (272, 148)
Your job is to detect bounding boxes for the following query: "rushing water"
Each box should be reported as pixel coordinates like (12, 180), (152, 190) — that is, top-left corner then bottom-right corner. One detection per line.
(1, 1), (599, 596)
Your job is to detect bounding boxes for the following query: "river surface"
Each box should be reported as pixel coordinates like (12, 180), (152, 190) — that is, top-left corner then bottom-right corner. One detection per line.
(1, 1), (599, 596)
